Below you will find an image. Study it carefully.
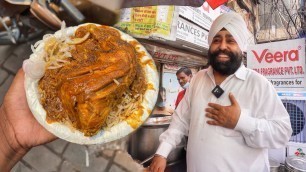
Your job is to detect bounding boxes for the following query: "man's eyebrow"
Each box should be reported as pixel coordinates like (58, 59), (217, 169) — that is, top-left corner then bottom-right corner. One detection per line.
(213, 34), (222, 38)
(225, 34), (234, 38)
(213, 33), (234, 39)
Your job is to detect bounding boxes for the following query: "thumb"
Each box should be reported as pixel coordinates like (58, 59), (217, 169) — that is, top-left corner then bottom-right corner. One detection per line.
(229, 93), (238, 106)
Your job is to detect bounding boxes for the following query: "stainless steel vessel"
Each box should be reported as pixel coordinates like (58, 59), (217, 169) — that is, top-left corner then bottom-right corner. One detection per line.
(128, 114), (186, 165)
(285, 156), (306, 172)
(269, 159), (280, 172)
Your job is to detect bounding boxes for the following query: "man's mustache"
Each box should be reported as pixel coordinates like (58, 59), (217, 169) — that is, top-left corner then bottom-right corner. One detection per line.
(211, 50), (233, 58)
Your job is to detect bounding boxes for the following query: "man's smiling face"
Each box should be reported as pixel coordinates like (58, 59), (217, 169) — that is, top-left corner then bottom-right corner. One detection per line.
(208, 29), (243, 75)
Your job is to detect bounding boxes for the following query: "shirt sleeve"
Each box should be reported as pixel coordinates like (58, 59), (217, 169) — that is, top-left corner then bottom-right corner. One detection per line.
(234, 82), (292, 149)
(155, 88), (191, 158)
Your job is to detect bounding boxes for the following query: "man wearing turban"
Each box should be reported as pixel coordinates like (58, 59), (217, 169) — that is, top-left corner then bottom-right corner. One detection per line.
(149, 12), (292, 172)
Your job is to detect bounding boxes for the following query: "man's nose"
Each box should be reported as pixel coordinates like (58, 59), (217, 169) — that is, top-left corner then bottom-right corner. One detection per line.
(219, 40), (227, 50)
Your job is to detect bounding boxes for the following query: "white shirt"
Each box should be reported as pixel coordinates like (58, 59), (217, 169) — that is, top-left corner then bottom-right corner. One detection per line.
(156, 65), (292, 172)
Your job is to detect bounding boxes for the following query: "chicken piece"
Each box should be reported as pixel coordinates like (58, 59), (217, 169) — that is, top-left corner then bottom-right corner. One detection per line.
(39, 24), (137, 136)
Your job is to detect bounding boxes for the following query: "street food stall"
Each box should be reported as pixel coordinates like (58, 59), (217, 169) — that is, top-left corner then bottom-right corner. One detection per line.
(128, 40), (207, 169)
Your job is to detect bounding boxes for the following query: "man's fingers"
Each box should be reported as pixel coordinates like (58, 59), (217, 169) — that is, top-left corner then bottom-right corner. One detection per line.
(205, 107), (219, 115)
(206, 113), (219, 121)
(207, 102), (222, 110)
(148, 164), (153, 172)
(149, 156), (166, 172)
(150, 165), (163, 172)
(229, 93), (238, 106)
(206, 112), (220, 123)
(207, 120), (219, 125)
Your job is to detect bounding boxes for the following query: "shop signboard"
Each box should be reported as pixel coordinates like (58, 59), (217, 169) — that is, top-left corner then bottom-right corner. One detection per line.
(179, 2), (221, 30)
(141, 41), (208, 67)
(116, 6), (178, 40)
(247, 38), (306, 91)
(176, 17), (209, 49)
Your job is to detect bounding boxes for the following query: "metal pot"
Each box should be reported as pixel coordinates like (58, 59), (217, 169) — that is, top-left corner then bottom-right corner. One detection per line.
(128, 114), (186, 165)
(269, 159), (280, 172)
(285, 156), (306, 172)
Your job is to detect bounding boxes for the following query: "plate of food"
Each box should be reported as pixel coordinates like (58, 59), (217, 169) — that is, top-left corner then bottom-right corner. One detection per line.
(23, 23), (159, 144)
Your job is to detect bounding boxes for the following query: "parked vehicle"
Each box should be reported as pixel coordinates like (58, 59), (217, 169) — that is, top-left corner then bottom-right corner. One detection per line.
(0, 0), (84, 44)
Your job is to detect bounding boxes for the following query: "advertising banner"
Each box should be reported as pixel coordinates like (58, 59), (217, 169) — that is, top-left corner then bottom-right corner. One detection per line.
(247, 38), (306, 91)
(116, 6), (178, 40)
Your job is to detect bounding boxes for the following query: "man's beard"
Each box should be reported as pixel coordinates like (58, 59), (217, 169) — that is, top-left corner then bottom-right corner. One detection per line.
(208, 49), (243, 75)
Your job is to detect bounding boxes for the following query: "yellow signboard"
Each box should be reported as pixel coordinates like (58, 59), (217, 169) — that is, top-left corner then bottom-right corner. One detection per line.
(116, 6), (177, 40)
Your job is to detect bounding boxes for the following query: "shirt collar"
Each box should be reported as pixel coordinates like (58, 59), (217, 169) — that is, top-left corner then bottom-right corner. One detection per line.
(207, 63), (247, 81)
(235, 63), (247, 80)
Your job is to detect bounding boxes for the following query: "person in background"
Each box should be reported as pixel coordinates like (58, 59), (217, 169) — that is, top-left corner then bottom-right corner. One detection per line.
(152, 87), (174, 116)
(0, 69), (56, 171)
(175, 67), (192, 108)
(148, 12), (292, 172)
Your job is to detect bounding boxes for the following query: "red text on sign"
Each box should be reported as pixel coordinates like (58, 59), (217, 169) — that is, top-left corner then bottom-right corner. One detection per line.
(251, 49), (299, 63)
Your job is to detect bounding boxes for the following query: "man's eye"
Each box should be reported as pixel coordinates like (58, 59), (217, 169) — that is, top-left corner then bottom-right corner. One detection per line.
(212, 39), (221, 43)
(227, 39), (236, 43)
